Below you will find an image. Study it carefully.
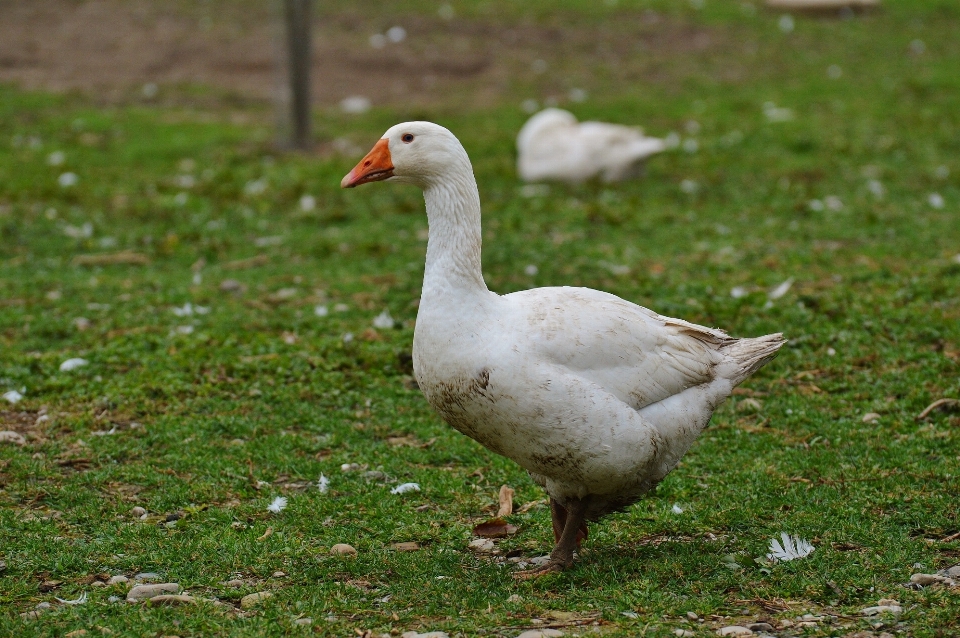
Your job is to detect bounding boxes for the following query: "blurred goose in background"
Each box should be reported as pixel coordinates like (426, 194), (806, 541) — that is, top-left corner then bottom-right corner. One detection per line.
(516, 108), (667, 183)
(342, 122), (784, 576)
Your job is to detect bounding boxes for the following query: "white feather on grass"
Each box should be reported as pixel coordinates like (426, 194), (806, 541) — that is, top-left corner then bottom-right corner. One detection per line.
(390, 483), (420, 495)
(267, 496), (288, 513)
(318, 474), (330, 493)
(55, 592), (88, 605)
(767, 532), (815, 562)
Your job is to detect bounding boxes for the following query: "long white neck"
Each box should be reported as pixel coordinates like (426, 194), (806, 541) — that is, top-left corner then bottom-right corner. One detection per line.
(421, 169), (489, 298)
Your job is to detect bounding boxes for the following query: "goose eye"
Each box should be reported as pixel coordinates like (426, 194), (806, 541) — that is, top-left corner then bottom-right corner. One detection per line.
(401, 133), (415, 143)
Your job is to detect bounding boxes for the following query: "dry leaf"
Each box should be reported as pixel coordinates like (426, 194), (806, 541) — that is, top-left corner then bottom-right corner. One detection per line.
(257, 527), (274, 541)
(497, 485), (515, 517)
(72, 251), (149, 266)
(472, 518), (518, 538)
(516, 499), (547, 513)
(224, 254), (269, 270)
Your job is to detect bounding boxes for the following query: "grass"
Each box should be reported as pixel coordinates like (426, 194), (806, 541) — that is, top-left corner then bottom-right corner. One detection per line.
(1, 1), (960, 636)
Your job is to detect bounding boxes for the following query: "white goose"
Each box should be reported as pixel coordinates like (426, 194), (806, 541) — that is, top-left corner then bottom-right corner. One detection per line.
(517, 108), (667, 183)
(342, 122), (784, 576)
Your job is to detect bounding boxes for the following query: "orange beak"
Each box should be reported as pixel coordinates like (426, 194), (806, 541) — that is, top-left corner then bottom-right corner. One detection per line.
(341, 138), (394, 188)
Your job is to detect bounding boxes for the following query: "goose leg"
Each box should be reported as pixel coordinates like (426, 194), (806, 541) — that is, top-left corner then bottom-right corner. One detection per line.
(550, 498), (588, 545)
(515, 497), (589, 579)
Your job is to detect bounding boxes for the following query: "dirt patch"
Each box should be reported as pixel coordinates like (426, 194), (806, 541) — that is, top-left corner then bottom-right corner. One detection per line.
(0, 0), (745, 110)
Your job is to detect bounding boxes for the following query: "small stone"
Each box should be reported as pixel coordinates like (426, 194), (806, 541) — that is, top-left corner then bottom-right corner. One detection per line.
(240, 591), (273, 609)
(747, 623), (773, 632)
(91, 581), (106, 587)
(796, 621), (818, 628)
(877, 598), (900, 606)
(272, 571), (286, 578)
(329, 543), (357, 556)
(947, 565), (960, 578)
(862, 412), (882, 423)
(146, 594), (195, 605)
(717, 627), (753, 636)
(0, 431), (26, 445)
(468, 538), (495, 553)
(127, 583), (180, 601)
(20, 611), (44, 620)
(507, 594), (522, 603)
(107, 576), (128, 585)
(219, 279), (244, 293)
(861, 604), (902, 616)
(402, 633), (451, 638)
(674, 631), (696, 638)
(686, 612), (699, 621)
(222, 579), (245, 587)
(133, 572), (160, 582)
(517, 631), (563, 638)
(910, 573), (953, 586)
(36, 602), (53, 610)
(293, 617), (313, 627)
(65, 630), (87, 637)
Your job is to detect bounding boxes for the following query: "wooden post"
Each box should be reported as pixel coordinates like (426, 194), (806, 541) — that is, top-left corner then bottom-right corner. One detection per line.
(283, 0), (312, 149)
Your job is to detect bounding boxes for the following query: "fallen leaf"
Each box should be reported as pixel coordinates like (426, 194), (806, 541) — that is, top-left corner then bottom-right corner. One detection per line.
(257, 527), (274, 541)
(472, 518), (519, 538)
(516, 499), (547, 513)
(224, 254), (269, 270)
(72, 251), (150, 266)
(497, 485), (515, 517)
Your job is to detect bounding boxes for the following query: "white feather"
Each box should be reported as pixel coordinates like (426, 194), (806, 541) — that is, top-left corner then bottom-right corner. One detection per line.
(267, 496), (288, 513)
(767, 532), (815, 562)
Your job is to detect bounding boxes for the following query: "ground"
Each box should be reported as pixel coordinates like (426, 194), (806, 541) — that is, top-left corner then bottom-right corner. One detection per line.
(1, 0), (959, 636)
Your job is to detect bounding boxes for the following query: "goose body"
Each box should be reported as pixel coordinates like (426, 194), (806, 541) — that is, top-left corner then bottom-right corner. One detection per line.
(342, 122), (784, 574)
(517, 108), (667, 183)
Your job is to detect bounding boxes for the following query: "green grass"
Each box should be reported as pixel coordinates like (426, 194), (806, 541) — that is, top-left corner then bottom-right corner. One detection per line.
(2, 1), (960, 636)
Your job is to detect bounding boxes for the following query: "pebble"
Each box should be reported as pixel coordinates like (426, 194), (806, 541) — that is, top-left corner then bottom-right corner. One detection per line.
(272, 571), (286, 578)
(507, 594), (522, 603)
(36, 602), (52, 610)
(401, 633), (450, 638)
(910, 573), (954, 586)
(0, 431), (27, 445)
(20, 611), (44, 620)
(147, 594), (196, 605)
(947, 565), (960, 578)
(293, 617), (313, 626)
(674, 631), (695, 638)
(468, 538), (495, 553)
(686, 611), (699, 621)
(127, 583), (180, 601)
(222, 579), (245, 587)
(717, 627), (753, 636)
(65, 630), (87, 637)
(861, 604), (902, 616)
(133, 572), (161, 582)
(330, 543), (357, 556)
(240, 591), (273, 609)
(747, 623), (773, 632)
(107, 575), (128, 585)
(529, 556), (551, 566)
(130, 506), (146, 517)
(517, 630), (563, 638)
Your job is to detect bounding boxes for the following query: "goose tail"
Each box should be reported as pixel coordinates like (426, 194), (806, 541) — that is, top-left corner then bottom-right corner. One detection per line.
(721, 333), (786, 386)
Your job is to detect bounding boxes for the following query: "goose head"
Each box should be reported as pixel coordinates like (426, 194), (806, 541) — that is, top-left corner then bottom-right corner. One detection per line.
(341, 121), (472, 190)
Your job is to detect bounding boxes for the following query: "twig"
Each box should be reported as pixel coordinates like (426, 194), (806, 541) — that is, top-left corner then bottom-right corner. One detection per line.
(916, 398), (960, 420)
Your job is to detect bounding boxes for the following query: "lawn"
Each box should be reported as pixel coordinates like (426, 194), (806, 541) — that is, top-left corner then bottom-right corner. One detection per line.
(1, 0), (959, 636)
